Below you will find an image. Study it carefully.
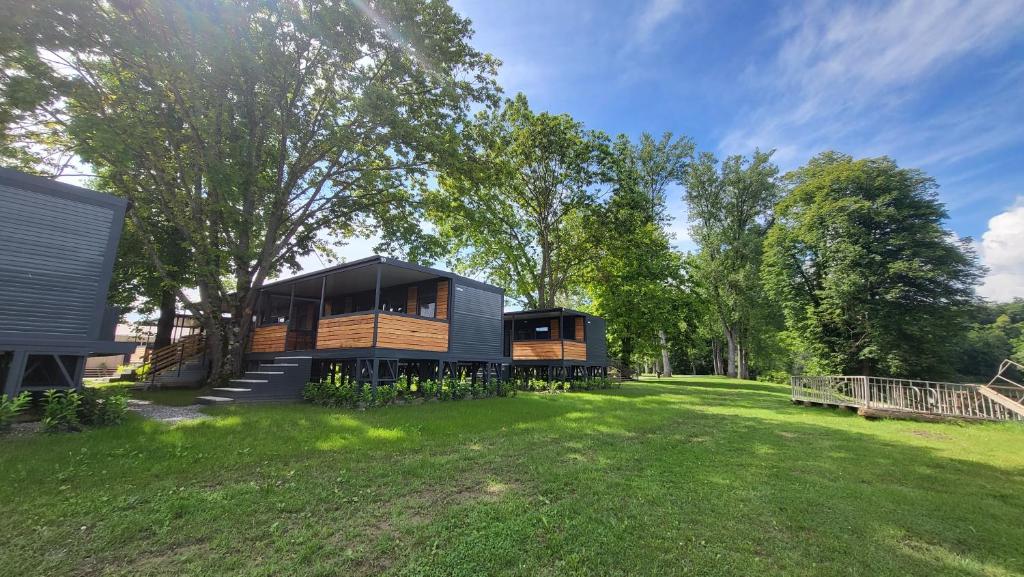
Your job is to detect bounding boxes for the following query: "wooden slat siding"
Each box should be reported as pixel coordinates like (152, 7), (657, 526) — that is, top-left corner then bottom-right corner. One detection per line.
(575, 317), (584, 341)
(407, 286), (417, 314)
(375, 314), (449, 352)
(316, 313), (374, 349)
(513, 340), (562, 360)
(250, 324), (287, 353)
(436, 280), (449, 319)
(563, 340), (586, 360)
(550, 318), (560, 339)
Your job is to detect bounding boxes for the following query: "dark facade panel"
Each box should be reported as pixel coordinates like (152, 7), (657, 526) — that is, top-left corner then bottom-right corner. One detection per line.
(0, 169), (126, 350)
(449, 282), (504, 358)
(585, 316), (608, 363)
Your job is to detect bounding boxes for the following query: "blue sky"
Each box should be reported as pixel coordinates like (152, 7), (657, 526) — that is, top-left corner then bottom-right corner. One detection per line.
(434, 0), (1024, 301)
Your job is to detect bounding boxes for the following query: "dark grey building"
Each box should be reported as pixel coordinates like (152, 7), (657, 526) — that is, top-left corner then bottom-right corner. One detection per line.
(0, 168), (134, 397)
(229, 256), (509, 402)
(503, 308), (609, 380)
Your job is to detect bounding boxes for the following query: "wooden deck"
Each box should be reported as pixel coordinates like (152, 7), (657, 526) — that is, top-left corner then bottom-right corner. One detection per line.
(791, 370), (1024, 422)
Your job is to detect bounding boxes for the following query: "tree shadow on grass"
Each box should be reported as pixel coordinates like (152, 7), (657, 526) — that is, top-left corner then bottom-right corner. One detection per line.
(1, 383), (1022, 577)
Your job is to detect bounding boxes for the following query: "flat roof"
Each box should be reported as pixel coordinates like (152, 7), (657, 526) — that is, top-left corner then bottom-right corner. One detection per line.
(259, 255), (503, 295)
(504, 307), (601, 320)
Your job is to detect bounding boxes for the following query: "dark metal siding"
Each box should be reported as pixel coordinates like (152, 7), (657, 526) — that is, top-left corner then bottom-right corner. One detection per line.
(449, 282), (504, 359)
(585, 316), (608, 364)
(0, 176), (124, 346)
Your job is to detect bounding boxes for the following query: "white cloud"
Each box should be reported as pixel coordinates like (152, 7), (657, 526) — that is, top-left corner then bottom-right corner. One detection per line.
(632, 0), (689, 43)
(977, 199), (1024, 302)
(719, 0), (1024, 166)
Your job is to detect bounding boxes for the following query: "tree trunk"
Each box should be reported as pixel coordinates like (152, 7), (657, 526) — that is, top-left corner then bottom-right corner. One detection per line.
(725, 327), (737, 378)
(711, 339), (723, 375)
(153, 288), (176, 349)
(619, 336), (634, 379)
(658, 330), (672, 377)
(737, 342), (749, 380)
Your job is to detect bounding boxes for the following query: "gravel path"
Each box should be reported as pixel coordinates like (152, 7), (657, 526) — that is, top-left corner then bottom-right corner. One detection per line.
(128, 399), (209, 424)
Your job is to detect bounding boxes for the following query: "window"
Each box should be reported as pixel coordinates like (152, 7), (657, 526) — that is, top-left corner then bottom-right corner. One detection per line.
(561, 316), (576, 340)
(260, 294), (291, 325)
(514, 318), (552, 340)
(418, 281), (438, 318)
(379, 286), (407, 313)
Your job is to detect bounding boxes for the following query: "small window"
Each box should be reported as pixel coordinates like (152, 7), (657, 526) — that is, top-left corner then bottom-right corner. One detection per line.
(514, 318), (552, 340)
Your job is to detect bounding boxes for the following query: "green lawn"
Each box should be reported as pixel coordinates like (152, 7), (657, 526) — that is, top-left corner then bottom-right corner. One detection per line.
(2, 376), (1022, 577)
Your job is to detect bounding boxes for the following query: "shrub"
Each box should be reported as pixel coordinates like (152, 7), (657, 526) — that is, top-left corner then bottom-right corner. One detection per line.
(79, 388), (129, 426)
(757, 371), (790, 385)
(0, 392), (31, 431)
(41, 390), (82, 433)
(303, 380), (358, 407)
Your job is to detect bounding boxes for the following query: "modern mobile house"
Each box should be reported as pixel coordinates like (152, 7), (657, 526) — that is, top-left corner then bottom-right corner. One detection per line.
(504, 308), (608, 380)
(220, 256), (509, 402)
(0, 168), (134, 397)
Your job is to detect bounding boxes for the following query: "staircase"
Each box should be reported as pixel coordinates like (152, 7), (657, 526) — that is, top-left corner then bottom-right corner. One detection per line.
(146, 334), (208, 389)
(978, 359), (1024, 419)
(198, 356), (312, 405)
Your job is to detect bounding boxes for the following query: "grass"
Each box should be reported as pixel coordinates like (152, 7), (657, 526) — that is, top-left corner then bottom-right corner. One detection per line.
(84, 380), (213, 406)
(1, 376), (1022, 576)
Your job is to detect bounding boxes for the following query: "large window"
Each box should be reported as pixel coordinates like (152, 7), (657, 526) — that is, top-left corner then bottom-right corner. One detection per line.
(418, 281), (437, 318)
(561, 316), (576, 340)
(260, 294), (291, 325)
(379, 286), (407, 313)
(514, 318), (551, 340)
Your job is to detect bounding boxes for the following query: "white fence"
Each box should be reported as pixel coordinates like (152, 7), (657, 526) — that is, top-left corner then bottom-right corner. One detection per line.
(791, 374), (1024, 422)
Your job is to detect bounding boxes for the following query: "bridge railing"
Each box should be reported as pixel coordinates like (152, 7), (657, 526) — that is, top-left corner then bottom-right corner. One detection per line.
(791, 374), (1023, 421)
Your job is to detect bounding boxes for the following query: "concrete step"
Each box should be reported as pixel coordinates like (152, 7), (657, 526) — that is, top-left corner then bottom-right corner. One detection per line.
(212, 387), (252, 393)
(245, 371), (285, 376)
(197, 396), (235, 405)
(231, 378), (269, 384)
(263, 363), (298, 368)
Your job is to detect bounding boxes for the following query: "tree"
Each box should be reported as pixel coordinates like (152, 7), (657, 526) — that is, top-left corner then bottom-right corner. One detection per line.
(426, 93), (606, 308)
(4, 0), (498, 380)
(684, 149), (781, 379)
(762, 152), (983, 379)
(588, 133), (691, 376)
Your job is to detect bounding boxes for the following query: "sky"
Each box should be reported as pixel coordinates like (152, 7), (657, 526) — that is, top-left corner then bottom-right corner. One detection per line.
(409, 0), (1022, 301)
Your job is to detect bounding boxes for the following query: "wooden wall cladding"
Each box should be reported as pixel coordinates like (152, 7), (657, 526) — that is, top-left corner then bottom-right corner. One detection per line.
(250, 324), (287, 353)
(512, 340), (562, 360)
(550, 318), (560, 339)
(406, 286), (417, 314)
(563, 340), (586, 360)
(574, 317), (584, 341)
(376, 314), (449, 352)
(316, 313), (374, 349)
(436, 280), (449, 319)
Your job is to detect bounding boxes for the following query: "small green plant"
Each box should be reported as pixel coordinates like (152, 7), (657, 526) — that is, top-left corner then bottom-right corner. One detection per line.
(41, 390), (82, 433)
(0, 392), (31, 431)
(79, 388), (129, 426)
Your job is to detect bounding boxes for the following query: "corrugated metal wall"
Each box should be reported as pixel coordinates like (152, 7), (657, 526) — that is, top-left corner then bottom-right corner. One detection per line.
(585, 316), (608, 363)
(0, 183), (115, 340)
(449, 282), (504, 358)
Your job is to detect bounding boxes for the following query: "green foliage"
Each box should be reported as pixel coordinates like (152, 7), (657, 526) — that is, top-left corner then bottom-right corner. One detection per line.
(41, 390), (82, 433)
(589, 132), (692, 373)
(0, 392), (31, 430)
(954, 299), (1024, 380)
(6, 0), (498, 380)
(427, 93), (607, 308)
(79, 388), (130, 427)
(763, 152), (983, 379)
(685, 149), (783, 379)
(303, 375), (512, 410)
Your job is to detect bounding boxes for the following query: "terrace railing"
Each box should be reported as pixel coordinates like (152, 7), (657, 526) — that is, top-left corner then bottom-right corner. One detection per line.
(792, 366), (1024, 422)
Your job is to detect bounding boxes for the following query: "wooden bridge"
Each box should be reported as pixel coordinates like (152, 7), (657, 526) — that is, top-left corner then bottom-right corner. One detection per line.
(791, 359), (1024, 422)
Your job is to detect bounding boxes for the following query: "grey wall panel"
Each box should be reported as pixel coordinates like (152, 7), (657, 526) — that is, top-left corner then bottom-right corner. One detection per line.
(0, 182), (118, 343)
(585, 316), (608, 363)
(449, 282), (504, 358)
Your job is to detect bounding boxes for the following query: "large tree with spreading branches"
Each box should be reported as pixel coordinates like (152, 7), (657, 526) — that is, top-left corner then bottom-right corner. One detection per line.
(1, 0), (498, 380)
